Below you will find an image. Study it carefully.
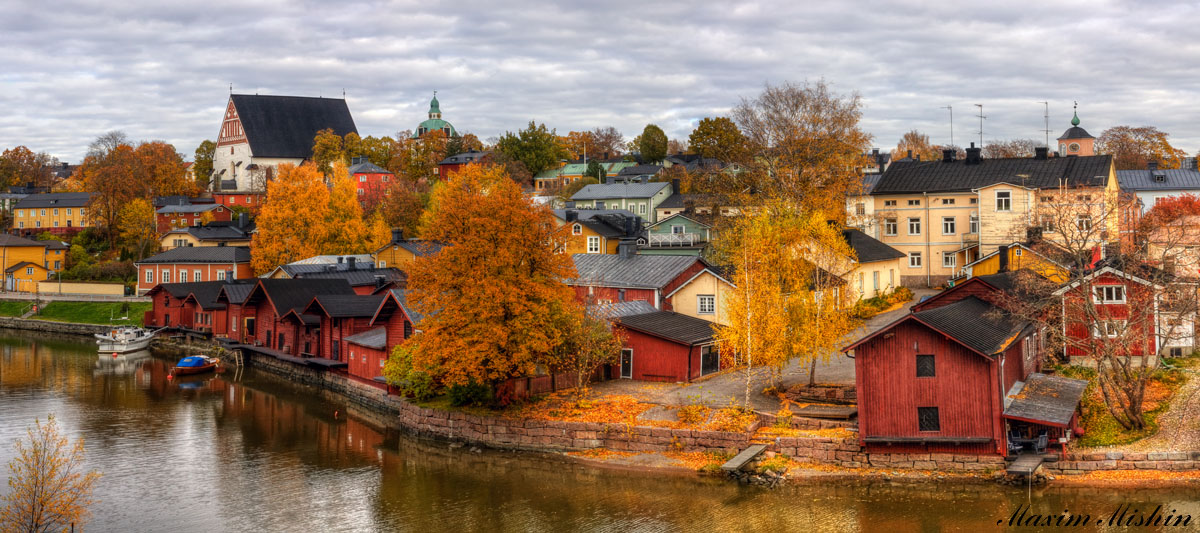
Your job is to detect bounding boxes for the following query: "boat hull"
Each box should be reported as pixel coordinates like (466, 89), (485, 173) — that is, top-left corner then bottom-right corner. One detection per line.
(172, 363), (217, 375)
(97, 337), (153, 353)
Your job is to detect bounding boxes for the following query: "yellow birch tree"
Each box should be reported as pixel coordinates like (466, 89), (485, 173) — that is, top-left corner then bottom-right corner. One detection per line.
(0, 416), (101, 532)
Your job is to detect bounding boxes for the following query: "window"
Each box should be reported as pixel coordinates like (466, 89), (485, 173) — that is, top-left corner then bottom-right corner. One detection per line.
(858, 272), (864, 293)
(17, 222), (23, 229)
(916, 354), (935, 377)
(941, 198), (954, 205)
(180, 271), (188, 283)
(969, 214), (979, 233)
(671, 225), (685, 234)
(907, 199), (920, 206)
(970, 198), (978, 204)
(586, 236), (601, 253)
(918, 407), (940, 431)
(1078, 195), (1092, 202)
(855, 202), (865, 215)
(217, 271), (226, 281)
(194, 269), (201, 281)
(942, 216), (955, 235)
(1093, 320), (1126, 338)
(995, 190), (1011, 211)
(359, 175), (366, 182)
(1014, 248), (1023, 257)
(53, 208), (58, 216)
(145, 270), (153, 283)
(1093, 285), (1126, 304)
(884, 200), (897, 207)
(54, 261), (60, 269)
(884, 218), (897, 236)
(1069, 142), (1080, 152)
(617, 289), (626, 302)
(1041, 215), (1056, 233)
(890, 269), (895, 287)
(907, 217), (921, 235)
(379, 261), (386, 268)
(40, 209), (45, 216)
(53, 221), (58, 227)
(66, 208), (72, 215)
(942, 252), (956, 268)
(698, 295), (715, 315)
(35, 221), (40, 228)
(162, 271), (170, 283)
(1155, 174), (1166, 183)
(1040, 196), (1053, 203)
(1077, 215), (1091, 231)
(639, 204), (646, 215)
(80, 208), (86, 216)
(25, 267), (33, 275)
(357, 189), (364, 195)
(908, 252), (922, 268)
(872, 270), (879, 291)
(572, 223), (582, 235)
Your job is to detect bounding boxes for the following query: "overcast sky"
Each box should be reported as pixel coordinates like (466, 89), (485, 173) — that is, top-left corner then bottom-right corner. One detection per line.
(4, 0), (1199, 163)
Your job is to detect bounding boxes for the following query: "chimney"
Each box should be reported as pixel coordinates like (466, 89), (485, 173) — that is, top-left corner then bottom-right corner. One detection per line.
(965, 142), (982, 165)
(565, 209), (578, 222)
(998, 244), (1009, 273)
(1192, 158), (1199, 172)
(942, 149), (956, 163)
(237, 212), (248, 228)
(617, 238), (638, 258)
(906, 149), (913, 160)
(672, 178), (680, 195)
(872, 148), (879, 156)
(640, 175), (649, 184)
(624, 215), (638, 238)
(226, 270), (234, 280)
(1034, 147), (1048, 160)
(374, 275), (387, 288)
(338, 256), (344, 264)
(347, 256), (357, 269)
(1148, 161), (1159, 171)
(391, 228), (404, 243)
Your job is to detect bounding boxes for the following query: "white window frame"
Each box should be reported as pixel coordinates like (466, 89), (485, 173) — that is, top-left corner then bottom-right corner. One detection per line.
(969, 213), (979, 234)
(572, 223), (582, 235)
(586, 236), (601, 254)
(1093, 285), (1126, 304)
(697, 294), (715, 315)
(941, 216), (955, 235)
(1077, 215), (1092, 231)
(217, 270), (226, 281)
(907, 217), (921, 236)
(1093, 320), (1126, 338)
(884, 218), (897, 236)
(194, 269), (202, 281)
(996, 190), (1012, 212)
(942, 252), (955, 268)
(908, 252), (922, 268)
(145, 270), (153, 283)
(671, 225), (686, 234)
(180, 270), (188, 283)
(162, 271), (170, 283)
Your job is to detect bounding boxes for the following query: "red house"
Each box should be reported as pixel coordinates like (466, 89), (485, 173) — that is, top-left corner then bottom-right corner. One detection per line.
(845, 275), (1087, 456)
(301, 294), (386, 361)
(135, 247), (253, 295)
(214, 280), (258, 342)
(143, 283), (198, 327)
(1051, 265), (1162, 361)
(437, 150), (489, 180)
(213, 191), (263, 213)
(156, 203), (233, 233)
(348, 158), (393, 208)
(238, 279), (356, 354)
(343, 289), (419, 383)
(569, 254), (709, 310)
(610, 309), (719, 382)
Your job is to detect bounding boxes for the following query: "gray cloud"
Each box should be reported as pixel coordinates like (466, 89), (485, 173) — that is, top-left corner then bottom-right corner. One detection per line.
(3, 0), (1199, 163)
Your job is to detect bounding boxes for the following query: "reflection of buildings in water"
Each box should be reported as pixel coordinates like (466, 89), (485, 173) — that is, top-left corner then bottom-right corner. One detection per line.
(94, 350), (153, 376)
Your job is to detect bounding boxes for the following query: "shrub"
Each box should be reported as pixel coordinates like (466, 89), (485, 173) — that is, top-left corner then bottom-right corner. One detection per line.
(448, 381), (492, 407)
(773, 406), (794, 429)
(383, 344), (442, 401)
(756, 454), (789, 474)
(677, 404), (712, 425)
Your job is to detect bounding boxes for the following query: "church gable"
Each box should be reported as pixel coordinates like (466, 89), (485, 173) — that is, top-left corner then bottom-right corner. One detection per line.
(217, 99), (247, 148)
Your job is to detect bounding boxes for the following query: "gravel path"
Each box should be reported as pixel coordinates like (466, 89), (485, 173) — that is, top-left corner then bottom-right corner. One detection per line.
(1106, 369), (1200, 452)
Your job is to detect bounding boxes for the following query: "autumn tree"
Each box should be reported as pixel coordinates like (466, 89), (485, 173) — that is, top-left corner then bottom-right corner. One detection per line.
(688, 116), (747, 162)
(559, 131), (595, 160)
(116, 197), (158, 260)
(0, 146), (57, 189)
(496, 121), (568, 176)
(76, 137), (194, 244)
(361, 135), (396, 169)
(0, 415), (101, 532)
(376, 180), (426, 238)
(892, 129), (939, 162)
(389, 130), (450, 183)
(87, 130), (128, 158)
(588, 126), (624, 157)
(982, 138), (1038, 159)
(553, 302), (624, 405)
(401, 163), (578, 390)
(1097, 125), (1188, 170)
(251, 163), (330, 272)
(343, 132), (364, 162)
(193, 139), (216, 190)
(444, 132), (484, 157)
(324, 162), (389, 254)
(480, 151), (533, 188)
(312, 128), (344, 176)
(557, 177), (598, 203)
(638, 124), (668, 163)
(732, 80), (872, 215)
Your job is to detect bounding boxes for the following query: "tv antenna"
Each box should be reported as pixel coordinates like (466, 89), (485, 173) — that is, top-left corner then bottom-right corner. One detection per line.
(941, 105), (954, 148)
(974, 104), (986, 148)
(1038, 101), (1052, 148)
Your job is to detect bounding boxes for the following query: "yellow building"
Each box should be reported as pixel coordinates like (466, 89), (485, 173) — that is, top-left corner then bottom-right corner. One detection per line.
(160, 221), (254, 251)
(665, 269), (735, 325)
(861, 143), (1116, 287)
(957, 243), (1069, 283)
(839, 228), (906, 300)
(11, 192), (93, 234)
(0, 234), (65, 293)
(552, 209), (639, 255)
(371, 230), (445, 270)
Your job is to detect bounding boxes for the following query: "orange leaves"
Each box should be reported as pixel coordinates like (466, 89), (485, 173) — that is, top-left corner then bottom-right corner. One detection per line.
(508, 393), (656, 426)
(0, 416), (101, 532)
(77, 139), (192, 237)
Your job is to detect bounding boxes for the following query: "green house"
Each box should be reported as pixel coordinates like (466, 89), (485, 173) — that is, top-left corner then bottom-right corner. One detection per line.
(638, 213), (713, 256)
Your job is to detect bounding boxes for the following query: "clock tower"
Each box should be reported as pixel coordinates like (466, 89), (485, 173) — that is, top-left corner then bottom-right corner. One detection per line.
(1056, 102), (1095, 156)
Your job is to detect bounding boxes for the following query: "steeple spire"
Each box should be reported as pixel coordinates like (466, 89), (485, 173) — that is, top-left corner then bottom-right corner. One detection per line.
(428, 91), (441, 119)
(1071, 101), (1080, 126)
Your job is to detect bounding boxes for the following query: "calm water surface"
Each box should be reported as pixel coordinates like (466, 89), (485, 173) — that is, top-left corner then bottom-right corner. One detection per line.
(1, 329), (1198, 532)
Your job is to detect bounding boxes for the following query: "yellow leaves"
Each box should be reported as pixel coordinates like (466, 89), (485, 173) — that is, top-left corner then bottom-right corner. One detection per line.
(0, 415), (101, 532)
(116, 197), (156, 258)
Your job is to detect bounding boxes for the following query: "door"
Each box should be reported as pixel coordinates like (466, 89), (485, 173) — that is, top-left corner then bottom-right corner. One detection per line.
(620, 349), (633, 379)
(332, 341), (340, 361)
(277, 333), (285, 351)
(701, 345), (719, 375)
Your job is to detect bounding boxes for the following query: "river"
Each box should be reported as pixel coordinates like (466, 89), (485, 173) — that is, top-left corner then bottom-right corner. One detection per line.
(1, 329), (1198, 531)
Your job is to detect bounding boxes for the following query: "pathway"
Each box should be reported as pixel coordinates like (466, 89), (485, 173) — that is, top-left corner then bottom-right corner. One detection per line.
(1107, 368), (1200, 452)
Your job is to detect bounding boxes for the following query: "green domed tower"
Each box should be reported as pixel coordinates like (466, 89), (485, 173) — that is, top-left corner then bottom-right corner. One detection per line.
(414, 92), (456, 138)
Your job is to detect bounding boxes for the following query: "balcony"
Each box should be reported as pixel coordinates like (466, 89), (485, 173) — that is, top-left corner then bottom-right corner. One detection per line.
(647, 233), (703, 247)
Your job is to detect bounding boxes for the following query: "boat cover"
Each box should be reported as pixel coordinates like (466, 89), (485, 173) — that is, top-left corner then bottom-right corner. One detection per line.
(177, 356), (208, 367)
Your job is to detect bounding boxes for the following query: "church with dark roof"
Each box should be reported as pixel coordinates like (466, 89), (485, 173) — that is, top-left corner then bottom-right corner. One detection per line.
(211, 94), (358, 191)
(413, 92), (456, 139)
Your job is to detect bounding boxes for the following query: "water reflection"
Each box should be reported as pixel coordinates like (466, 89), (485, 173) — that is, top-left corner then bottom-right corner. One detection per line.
(1, 328), (1198, 532)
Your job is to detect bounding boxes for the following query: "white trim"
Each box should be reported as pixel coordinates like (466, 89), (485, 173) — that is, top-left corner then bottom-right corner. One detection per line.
(663, 268), (736, 299)
(1051, 266), (1161, 296)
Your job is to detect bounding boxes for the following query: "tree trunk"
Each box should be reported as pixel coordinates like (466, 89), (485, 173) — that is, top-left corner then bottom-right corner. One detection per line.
(808, 356), (818, 387)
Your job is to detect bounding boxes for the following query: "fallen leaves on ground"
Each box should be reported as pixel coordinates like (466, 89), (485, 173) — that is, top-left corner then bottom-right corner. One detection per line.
(566, 448), (637, 460)
(507, 392), (660, 426)
(663, 450), (731, 471)
(1075, 469), (1200, 484)
(755, 426), (856, 440)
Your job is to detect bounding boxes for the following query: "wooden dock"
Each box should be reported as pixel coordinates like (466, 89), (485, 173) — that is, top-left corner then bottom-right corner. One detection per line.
(1006, 453), (1045, 475)
(793, 405), (857, 420)
(721, 444), (768, 472)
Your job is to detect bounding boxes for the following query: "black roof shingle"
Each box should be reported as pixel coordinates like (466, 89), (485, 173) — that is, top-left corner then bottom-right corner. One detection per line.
(231, 94), (358, 159)
(842, 228), (904, 263)
(309, 294), (386, 318)
(912, 296), (1027, 355)
(618, 311), (715, 345)
(872, 155), (1112, 195)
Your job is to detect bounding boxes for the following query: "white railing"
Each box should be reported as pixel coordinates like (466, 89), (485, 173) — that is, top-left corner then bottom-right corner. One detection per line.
(648, 233), (698, 246)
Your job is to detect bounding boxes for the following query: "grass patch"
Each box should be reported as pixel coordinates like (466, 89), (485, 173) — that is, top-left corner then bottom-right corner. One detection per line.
(0, 300), (32, 317)
(33, 301), (151, 326)
(1059, 362), (1191, 447)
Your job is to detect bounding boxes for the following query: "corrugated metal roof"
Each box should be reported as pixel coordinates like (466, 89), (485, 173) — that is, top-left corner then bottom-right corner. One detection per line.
(345, 327), (387, 349)
(1002, 373), (1088, 427)
(618, 311), (715, 345)
(1117, 169), (1200, 191)
(594, 300), (657, 318)
(570, 254), (698, 289)
(570, 182), (670, 200)
(137, 246), (251, 264)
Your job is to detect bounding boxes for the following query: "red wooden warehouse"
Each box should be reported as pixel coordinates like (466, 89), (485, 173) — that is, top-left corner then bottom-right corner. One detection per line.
(612, 310), (719, 382)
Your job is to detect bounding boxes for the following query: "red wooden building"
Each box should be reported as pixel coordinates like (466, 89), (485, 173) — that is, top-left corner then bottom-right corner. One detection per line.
(156, 203), (233, 233)
(213, 191), (264, 213)
(348, 158), (394, 207)
(437, 150), (489, 180)
(301, 294), (386, 361)
(569, 254), (710, 310)
(611, 310), (718, 382)
(342, 289), (418, 383)
(237, 279), (356, 354)
(1051, 265), (1161, 361)
(135, 246), (253, 295)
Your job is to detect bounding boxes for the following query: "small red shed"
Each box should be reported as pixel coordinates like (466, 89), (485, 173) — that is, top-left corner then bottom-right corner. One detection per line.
(613, 310), (719, 382)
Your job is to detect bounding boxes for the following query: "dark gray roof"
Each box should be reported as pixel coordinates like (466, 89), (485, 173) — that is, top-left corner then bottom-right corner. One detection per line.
(842, 228), (904, 263)
(861, 173), (882, 194)
(347, 161), (392, 175)
(216, 280), (258, 305)
(1002, 373), (1088, 427)
(390, 289), (424, 324)
(0, 234), (50, 247)
(571, 182), (670, 201)
(657, 193), (717, 210)
(618, 311), (715, 345)
(594, 300), (658, 319)
(1117, 169), (1200, 191)
(41, 240), (69, 250)
(4, 261), (43, 273)
(137, 246), (251, 264)
(439, 150), (490, 165)
(912, 296), (1027, 355)
(618, 164), (664, 176)
(180, 281), (229, 310)
(230, 94), (358, 159)
(249, 278), (356, 315)
(157, 204), (226, 214)
(154, 195), (214, 208)
(344, 327), (387, 350)
(310, 294), (386, 318)
(295, 267), (405, 287)
(13, 192), (93, 209)
(872, 155), (1112, 194)
(395, 240), (445, 257)
(570, 254), (699, 289)
(178, 222), (254, 241)
(1058, 126), (1094, 140)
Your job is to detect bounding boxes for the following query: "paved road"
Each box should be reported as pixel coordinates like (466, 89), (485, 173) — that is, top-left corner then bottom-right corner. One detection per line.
(594, 288), (940, 412)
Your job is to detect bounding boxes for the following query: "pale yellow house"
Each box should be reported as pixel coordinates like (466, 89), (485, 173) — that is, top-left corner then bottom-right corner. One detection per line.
(371, 230), (444, 270)
(666, 268), (735, 325)
(839, 228), (905, 300)
(861, 143), (1116, 287)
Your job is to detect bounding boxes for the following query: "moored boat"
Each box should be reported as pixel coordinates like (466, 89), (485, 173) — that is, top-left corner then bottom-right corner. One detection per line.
(173, 355), (219, 375)
(95, 327), (155, 353)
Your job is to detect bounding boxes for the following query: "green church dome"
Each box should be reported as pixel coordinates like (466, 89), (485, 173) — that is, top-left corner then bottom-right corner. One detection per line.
(414, 92), (455, 138)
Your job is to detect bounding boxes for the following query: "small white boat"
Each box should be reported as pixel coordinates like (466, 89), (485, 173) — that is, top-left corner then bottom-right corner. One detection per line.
(95, 327), (155, 353)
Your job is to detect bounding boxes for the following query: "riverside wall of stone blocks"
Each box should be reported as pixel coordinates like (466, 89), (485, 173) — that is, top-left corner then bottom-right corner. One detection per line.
(1043, 451), (1200, 475)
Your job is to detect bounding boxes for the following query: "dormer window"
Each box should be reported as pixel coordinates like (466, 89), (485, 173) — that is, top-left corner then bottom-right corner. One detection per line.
(1155, 173), (1166, 183)
(572, 223), (582, 235)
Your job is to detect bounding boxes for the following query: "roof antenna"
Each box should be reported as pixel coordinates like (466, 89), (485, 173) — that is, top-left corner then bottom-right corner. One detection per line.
(342, 88), (346, 98)
(229, 83), (233, 94)
(1038, 101), (1050, 148)
(974, 104), (986, 149)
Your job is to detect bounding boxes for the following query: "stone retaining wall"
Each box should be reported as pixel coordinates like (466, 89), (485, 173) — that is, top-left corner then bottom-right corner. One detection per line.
(0, 317), (111, 336)
(1044, 451), (1200, 475)
(786, 384), (856, 405)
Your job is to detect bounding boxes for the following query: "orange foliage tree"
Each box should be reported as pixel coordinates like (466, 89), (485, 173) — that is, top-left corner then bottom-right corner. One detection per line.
(404, 163), (579, 389)
(0, 415), (101, 532)
(1097, 125), (1189, 170)
(74, 139), (194, 243)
